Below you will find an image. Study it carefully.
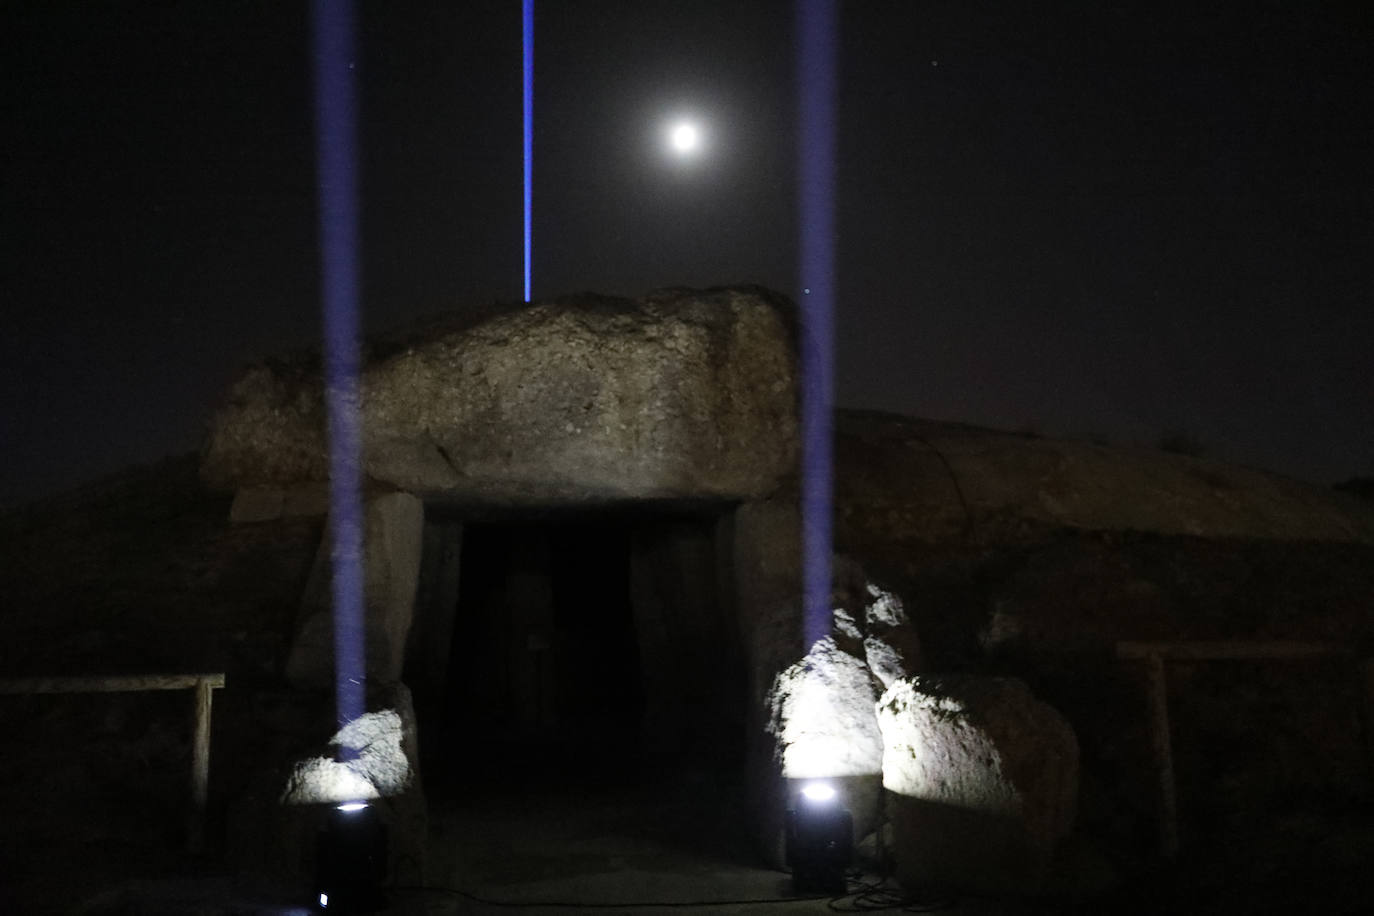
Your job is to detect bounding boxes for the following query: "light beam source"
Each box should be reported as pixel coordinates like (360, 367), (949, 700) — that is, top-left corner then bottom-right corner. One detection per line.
(314, 802), (388, 911)
(786, 780), (852, 895)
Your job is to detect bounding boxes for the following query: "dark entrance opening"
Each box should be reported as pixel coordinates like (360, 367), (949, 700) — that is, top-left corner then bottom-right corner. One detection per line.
(413, 507), (746, 803)
(440, 520), (644, 790)
(409, 506), (768, 893)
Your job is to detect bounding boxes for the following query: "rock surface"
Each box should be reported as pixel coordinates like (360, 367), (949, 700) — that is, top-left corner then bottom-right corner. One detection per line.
(759, 568), (925, 861)
(202, 287), (798, 504)
(836, 410), (1374, 545)
(226, 683), (427, 894)
(280, 709), (413, 805)
(286, 492), (424, 688)
(767, 636), (884, 782)
(877, 674), (1078, 895)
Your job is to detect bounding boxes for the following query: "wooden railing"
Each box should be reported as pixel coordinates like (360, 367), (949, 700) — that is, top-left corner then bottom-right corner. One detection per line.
(1116, 641), (1373, 858)
(0, 673), (226, 853)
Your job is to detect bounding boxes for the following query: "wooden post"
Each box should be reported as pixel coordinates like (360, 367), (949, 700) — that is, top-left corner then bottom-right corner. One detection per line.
(1363, 659), (1374, 781)
(188, 677), (215, 854)
(1144, 652), (1178, 858)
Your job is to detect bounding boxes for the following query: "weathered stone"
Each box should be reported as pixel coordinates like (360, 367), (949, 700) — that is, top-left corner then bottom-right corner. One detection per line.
(281, 483), (330, 518)
(768, 637), (884, 781)
(862, 583), (922, 689)
(281, 709), (412, 805)
(286, 492), (424, 688)
(229, 484), (331, 524)
(764, 634), (886, 861)
(746, 552), (928, 865)
(829, 557), (923, 688)
(835, 410), (1374, 545)
(403, 519), (464, 697)
(731, 496), (806, 865)
(877, 675), (1078, 895)
(225, 683), (427, 893)
(229, 486), (287, 523)
(202, 287), (798, 505)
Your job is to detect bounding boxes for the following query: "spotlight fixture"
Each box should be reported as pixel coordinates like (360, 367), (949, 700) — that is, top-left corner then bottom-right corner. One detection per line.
(786, 780), (852, 895)
(314, 801), (388, 912)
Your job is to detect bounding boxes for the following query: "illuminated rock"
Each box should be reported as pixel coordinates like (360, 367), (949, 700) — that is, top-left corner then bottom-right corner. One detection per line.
(877, 675), (1078, 895)
(829, 558), (923, 689)
(767, 637), (883, 781)
(281, 709), (413, 805)
(202, 287), (798, 504)
(764, 631), (886, 862)
(226, 684), (427, 892)
(754, 564), (927, 864)
(862, 583), (921, 689)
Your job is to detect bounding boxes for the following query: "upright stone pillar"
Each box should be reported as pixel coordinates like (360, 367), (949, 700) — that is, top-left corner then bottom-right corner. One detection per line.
(629, 521), (727, 758)
(731, 495), (804, 866)
(287, 492), (425, 687)
(506, 531), (556, 734)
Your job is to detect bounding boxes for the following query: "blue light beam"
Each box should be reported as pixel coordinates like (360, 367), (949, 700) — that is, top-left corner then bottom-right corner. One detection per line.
(523, 0), (534, 301)
(311, 0), (367, 747)
(796, 0), (838, 651)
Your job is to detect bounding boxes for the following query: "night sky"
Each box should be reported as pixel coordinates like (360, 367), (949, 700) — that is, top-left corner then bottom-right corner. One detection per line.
(4, 1), (1371, 509)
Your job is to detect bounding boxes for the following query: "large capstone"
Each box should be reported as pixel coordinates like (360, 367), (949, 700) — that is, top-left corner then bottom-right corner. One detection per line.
(202, 287), (798, 504)
(877, 675), (1078, 895)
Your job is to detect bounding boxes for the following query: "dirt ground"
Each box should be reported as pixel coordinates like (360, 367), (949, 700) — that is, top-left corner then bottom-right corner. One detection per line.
(5, 734), (1373, 915)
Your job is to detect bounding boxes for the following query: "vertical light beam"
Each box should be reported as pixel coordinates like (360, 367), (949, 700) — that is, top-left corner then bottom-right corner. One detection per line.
(311, 0), (366, 748)
(523, 0), (534, 301)
(796, 0), (838, 650)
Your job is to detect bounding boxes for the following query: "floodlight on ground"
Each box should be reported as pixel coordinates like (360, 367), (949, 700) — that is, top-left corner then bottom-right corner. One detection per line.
(786, 780), (852, 895)
(314, 802), (388, 912)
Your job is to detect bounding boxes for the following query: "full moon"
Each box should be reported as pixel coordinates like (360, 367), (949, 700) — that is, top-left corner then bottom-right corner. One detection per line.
(669, 122), (700, 154)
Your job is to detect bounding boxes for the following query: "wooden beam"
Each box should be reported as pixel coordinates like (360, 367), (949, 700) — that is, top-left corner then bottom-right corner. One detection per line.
(0, 673), (225, 694)
(1116, 641), (1347, 662)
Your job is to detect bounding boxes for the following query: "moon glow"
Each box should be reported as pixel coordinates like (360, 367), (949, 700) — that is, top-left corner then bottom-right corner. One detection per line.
(669, 122), (700, 154)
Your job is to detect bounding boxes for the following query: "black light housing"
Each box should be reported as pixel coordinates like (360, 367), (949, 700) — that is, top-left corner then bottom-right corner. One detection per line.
(315, 802), (388, 913)
(785, 781), (853, 895)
